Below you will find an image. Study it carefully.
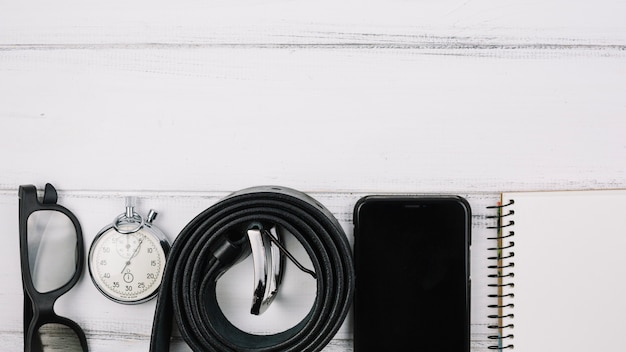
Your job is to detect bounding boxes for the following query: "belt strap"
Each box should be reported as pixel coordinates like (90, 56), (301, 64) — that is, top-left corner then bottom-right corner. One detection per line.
(150, 186), (355, 352)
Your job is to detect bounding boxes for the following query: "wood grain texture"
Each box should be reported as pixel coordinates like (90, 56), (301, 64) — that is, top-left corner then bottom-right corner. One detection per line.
(1, 0), (625, 193)
(0, 0), (625, 350)
(1, 48), (624, 193)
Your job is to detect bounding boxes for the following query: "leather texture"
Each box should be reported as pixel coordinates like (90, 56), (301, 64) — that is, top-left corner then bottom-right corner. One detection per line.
(150, 186), (355, 352)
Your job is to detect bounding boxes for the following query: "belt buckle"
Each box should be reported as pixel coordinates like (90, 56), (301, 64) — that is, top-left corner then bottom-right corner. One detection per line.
(247, 225), (285, 315)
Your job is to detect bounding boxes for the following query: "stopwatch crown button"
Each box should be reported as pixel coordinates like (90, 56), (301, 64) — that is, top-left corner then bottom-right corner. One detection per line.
(147, 209), (158, 224)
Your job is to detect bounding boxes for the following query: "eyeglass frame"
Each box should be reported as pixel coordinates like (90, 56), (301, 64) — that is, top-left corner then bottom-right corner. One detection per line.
(19, 183), (88, 351)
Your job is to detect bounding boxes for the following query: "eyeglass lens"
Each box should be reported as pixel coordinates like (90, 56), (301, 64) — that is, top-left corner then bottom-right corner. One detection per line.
(27, 210), (78, 293)
(33, 323), (83, 352)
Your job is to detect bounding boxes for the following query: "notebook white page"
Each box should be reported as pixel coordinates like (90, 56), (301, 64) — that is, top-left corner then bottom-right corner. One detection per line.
(501, 190), (626, 351)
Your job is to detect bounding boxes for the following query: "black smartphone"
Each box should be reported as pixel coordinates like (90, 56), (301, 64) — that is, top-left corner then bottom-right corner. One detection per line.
(353, 196), (471, 351)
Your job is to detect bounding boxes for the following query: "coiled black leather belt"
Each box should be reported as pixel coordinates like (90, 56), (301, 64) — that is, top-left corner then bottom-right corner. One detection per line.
(150, 186), (355, 352)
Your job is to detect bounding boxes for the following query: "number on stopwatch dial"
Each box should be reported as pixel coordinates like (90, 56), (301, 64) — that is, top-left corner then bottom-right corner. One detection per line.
(89, 228), (166, 303)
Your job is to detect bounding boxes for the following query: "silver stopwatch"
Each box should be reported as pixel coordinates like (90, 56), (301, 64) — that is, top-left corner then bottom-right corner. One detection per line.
(88, 197), (170, 304)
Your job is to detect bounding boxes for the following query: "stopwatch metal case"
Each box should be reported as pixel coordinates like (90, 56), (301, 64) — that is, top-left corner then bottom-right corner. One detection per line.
(88, 198), (170, 305)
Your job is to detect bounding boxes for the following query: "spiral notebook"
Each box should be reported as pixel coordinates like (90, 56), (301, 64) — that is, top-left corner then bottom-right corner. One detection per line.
(488, 190), (626, 351)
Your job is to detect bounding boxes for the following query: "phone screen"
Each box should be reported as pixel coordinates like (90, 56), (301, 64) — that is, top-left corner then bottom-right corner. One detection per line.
(353, 197), (470, 351)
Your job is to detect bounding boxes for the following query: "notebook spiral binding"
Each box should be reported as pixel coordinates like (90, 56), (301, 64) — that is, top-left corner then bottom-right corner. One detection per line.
(486, 199), (515, 350)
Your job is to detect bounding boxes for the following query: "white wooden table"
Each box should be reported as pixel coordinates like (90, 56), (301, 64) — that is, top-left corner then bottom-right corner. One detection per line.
(1, 0), (624, 350)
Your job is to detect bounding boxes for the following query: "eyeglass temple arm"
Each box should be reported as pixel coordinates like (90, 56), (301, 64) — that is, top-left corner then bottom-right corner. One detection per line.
(43, 183), (57, 204)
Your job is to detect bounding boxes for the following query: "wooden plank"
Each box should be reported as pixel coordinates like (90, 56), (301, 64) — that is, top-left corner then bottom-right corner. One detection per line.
(1, 47), (624, 192)
(1, 0), (625, 45)
(1, 0), (624, 193)
(0, 189), (500, 351)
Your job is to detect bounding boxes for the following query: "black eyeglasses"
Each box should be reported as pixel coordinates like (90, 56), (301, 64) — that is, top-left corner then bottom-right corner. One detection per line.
(19, 184), (88, 352)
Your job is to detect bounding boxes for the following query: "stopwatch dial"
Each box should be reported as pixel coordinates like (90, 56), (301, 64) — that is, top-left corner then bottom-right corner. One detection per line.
(90, 228), (165, 303)
(115, 234), (140, 259)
